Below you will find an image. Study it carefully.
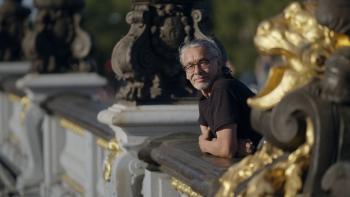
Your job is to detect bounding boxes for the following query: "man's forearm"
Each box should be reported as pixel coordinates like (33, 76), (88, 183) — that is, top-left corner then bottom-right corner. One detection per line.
(200, 138), (237, 158)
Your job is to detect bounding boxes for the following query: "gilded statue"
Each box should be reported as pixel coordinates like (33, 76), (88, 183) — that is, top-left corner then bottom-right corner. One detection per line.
(216, 1), (350, 196)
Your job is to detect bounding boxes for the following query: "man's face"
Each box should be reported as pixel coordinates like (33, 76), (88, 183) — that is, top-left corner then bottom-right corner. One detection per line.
(182, 47), (220, 91)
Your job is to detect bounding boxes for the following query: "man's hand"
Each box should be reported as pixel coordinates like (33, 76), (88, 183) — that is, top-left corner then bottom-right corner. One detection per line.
(199, 125), (210, 153)
(198, 124), (238, 158)
(198, 134), (208, 153)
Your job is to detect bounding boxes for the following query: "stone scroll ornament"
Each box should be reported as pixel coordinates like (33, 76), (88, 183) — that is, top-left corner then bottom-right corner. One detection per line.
(111, 0), (217, 103)
(0, 0), (30, 61)
(216, 1), (350, 197)
(22, 0), (95, 73)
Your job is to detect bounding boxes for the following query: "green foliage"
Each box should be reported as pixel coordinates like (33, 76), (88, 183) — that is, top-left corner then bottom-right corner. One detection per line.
(212, 0), (292, 75)
(82, 0), (293, 75)
(83, 0), (131, 73)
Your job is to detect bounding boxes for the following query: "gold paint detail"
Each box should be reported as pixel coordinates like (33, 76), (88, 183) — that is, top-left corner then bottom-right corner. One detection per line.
(7, 93), (21, 102)
(217, 2), (321, 196)
(20, 97), (31, 125)
(61, 175), (85, 195)
(96, 138), (109, 149)
(103, 139), (122, 182)
(171, 177), (203, 197)
(248, 1), (338, 110)
(59, 118), (85, 136)
(216, 118), (314, 197)
(216, 143), (284, 197)
(336, 34), (350, 48)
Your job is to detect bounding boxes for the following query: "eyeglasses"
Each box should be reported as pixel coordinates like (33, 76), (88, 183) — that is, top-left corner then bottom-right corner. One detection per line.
(183, 58), (210, 72)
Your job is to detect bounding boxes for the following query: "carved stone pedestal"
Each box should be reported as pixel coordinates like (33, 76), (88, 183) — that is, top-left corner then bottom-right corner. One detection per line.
(97, 103), (198, 197)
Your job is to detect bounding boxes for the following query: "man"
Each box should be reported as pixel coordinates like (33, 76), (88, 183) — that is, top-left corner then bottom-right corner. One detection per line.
(179, 39), (261, 158)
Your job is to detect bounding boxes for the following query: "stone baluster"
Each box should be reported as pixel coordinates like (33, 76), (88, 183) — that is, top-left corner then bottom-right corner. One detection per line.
(5, 0), (106, 196)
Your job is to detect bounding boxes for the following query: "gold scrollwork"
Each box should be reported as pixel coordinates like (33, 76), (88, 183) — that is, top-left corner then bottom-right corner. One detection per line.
(171, 177), (203, 197)
(59, 118), (85, 136)
(217, 143), (283, 197)
(217, 2), (323, 196)
(96, 138), (109, 149)
(217, 118), (314, 197)
(61, 174), (85, 195)
(103, 139), (122, 182)
(247, 2), (338, 110)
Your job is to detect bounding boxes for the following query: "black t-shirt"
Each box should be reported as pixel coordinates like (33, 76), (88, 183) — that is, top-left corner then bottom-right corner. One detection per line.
(198, 77), (261, 146)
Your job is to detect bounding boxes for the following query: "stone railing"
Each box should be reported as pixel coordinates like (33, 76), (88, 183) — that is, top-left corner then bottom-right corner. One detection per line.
(138, 133), (237, 197)
(0, 0), (214, 196)
(2, 0), (350, 197)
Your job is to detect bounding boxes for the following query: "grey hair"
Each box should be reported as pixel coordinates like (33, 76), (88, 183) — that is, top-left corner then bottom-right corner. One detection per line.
(179, 39), (225, 66)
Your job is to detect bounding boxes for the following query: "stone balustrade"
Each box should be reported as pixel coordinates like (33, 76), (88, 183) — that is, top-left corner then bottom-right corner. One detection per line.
(0, 64), (209, 197)
(3, 0), (350, 196)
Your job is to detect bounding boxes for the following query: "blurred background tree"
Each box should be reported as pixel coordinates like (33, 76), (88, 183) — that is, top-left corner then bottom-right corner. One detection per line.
(83, 0), (131, 76)
(211, 0), (291, 75)
(83, 0), (292, 77)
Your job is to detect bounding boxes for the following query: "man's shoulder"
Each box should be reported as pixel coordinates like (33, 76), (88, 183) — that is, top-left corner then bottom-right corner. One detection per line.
(212, 77), (255, 96)
(212, 77), (232, 86)
(212, 77), (242, 89)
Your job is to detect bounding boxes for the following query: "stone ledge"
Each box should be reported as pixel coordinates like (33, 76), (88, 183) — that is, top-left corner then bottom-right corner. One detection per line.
(139, 132), (239, 196)
(45, 94), (115, 140)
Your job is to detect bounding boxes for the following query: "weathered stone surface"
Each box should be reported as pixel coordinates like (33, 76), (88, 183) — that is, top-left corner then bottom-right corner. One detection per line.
(139, 133), (237, 196)
(45, 94), (114, 140)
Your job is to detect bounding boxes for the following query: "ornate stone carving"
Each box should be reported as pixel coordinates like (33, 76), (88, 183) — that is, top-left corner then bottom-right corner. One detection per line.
(112, 0), (212, 103)
(22, 0), (94, 73)
(216, 1), (350, 196)
(0, 0), (30, 61)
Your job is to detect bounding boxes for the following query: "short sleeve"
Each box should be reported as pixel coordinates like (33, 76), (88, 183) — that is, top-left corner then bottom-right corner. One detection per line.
(198, 106), (208, 126)
(211, 87), (240, 132)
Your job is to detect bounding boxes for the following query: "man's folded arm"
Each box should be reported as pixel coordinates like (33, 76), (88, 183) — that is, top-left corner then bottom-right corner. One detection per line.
(198, 124), (238, 158)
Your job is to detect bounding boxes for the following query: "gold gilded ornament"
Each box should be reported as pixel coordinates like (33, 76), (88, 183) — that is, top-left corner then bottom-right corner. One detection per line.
(171, 177), (203, 197)
(248, 2), (337, 110)
(216, 2), (344, 196)
(235, 118), (314, 197)
(216, 143), (283, 197)
(103, 139), (122, 182)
